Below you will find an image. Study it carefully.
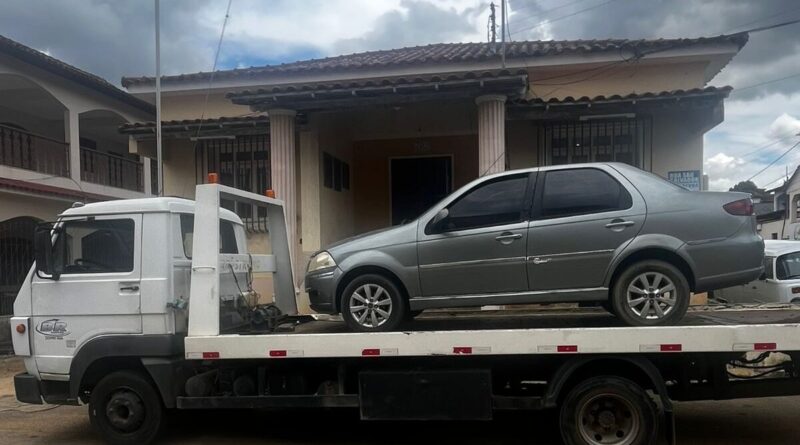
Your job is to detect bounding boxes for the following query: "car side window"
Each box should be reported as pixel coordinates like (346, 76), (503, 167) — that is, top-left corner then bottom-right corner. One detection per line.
(60, 219), (134, 274)
(539, 168), (632, 219)
(763, 256), (775, 280)
(180, 214), (239, 258)
(436, 174), (528, 232)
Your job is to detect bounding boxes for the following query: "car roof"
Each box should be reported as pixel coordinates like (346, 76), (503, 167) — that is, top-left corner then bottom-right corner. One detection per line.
(764, 239), (800, 256)
(59, 197), (242, 224)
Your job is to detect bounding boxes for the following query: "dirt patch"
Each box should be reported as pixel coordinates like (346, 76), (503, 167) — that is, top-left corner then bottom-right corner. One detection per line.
(0, 356), (24, 398)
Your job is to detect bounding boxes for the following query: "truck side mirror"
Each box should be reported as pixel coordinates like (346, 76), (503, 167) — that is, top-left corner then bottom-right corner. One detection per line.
(34, 224), (63, 280)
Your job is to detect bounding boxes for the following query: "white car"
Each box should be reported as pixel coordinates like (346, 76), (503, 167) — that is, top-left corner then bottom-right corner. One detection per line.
(714, 240), (800, 304)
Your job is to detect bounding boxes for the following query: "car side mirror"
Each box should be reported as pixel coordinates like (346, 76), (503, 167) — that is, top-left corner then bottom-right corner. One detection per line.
(431, 208), (449, 229)
(34, 224), (63, 280)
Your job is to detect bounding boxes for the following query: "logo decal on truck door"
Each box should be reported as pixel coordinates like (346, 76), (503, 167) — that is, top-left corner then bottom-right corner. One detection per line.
(36, 319), (70, 338)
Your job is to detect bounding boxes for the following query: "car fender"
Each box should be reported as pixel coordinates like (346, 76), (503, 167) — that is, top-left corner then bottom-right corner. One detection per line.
(336, 246), (421, 299)
(603, 234), (694, 287)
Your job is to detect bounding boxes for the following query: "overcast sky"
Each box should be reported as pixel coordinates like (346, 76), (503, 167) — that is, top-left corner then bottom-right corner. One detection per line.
(1, 0), (798, 190)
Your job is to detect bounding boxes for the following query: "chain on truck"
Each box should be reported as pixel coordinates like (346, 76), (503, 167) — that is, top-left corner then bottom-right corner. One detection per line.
(9, 180), (800, 445)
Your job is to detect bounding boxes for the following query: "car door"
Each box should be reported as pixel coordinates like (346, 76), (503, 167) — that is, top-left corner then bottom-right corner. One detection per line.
(527, 166), (646, 291)
(417, 172), (534, 298)
(31, 215), (142, 376)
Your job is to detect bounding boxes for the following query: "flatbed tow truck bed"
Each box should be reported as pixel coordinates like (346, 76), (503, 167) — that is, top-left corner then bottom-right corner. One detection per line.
(189, 306), (800, 360)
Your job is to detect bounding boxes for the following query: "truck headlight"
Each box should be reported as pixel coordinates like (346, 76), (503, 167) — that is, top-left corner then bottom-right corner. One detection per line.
(308, 251), (336, 273)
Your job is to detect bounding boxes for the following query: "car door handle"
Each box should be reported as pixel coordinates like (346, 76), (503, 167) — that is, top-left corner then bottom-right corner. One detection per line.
(531, 257), (551, 265)
(605, 220), (635, 229)
(120, 285), (139, 292)
(495, 233), (522, 243)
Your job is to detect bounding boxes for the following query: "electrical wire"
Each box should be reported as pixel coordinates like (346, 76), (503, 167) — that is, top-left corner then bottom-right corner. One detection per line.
(507, 0), (589, 29)
(510, 0), (621, 36)
(746, 140), (800, 182)
(731, 72), (800, 94)
(193, 0), (234, 141)
(720, 5), (800, 34)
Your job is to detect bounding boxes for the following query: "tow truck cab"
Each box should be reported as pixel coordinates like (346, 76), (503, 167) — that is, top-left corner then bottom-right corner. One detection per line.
(11, 197), (246, 405)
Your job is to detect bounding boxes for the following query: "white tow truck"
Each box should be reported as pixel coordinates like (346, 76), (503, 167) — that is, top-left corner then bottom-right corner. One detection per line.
(9, 183), (800, 445)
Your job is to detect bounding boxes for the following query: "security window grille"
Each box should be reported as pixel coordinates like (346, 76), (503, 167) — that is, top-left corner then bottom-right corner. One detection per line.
(540, 118), (650, 168)
(196, 135), (270, 230)
(323, 152), (350, 192)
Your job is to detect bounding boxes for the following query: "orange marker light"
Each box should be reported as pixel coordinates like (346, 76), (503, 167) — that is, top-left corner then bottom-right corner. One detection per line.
(265, 189), (276, 198)
(207, 172), (219, 184)
(16, 324), (25, 334)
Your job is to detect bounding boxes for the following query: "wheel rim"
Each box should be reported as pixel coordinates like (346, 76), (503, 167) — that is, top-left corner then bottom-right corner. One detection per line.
(349, 283), (392, 328)
(105, 388), (145, 433)
(626, 271), (677, 320)
(577, 393), (640, 445)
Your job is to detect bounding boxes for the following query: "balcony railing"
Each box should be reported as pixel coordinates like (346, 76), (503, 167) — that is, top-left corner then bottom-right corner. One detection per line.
(80, 148), (144, 192)
(0, 124), (70, 176)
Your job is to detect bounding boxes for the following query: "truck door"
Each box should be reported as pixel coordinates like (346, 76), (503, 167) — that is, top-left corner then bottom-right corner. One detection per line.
(31, 215), (142, 376)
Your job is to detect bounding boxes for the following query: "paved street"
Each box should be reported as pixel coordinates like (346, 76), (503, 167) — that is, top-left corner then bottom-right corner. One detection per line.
(2, 357), (800, 444)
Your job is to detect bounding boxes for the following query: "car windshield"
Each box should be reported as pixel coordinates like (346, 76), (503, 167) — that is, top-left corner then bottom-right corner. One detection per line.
(776, 252), (800, 280)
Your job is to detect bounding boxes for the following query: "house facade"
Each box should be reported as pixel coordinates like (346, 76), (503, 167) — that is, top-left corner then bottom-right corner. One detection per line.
(120, 34), (748, 310)
(0, 35), (155, 315)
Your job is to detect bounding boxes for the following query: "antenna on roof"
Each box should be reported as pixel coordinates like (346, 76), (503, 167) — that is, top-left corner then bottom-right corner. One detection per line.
(488, 3), (497, 45)
(500, 0), (507, 68)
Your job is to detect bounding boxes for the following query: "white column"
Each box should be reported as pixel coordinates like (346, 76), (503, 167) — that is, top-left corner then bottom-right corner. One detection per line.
(299, 130), (321, 254)
(267, 109), (298, 270)
(476, 94), (507, 175)
(65, 109), (81, 184)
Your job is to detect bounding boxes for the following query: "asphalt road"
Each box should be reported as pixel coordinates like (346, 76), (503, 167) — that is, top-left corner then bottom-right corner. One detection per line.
(2, 356), (800, 444)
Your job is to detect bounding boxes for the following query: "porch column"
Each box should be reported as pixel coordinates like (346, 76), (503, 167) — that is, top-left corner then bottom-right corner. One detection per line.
(64, 109), (81, 184)
(267, 109), (298, 272)
(476, 94), (507, 175)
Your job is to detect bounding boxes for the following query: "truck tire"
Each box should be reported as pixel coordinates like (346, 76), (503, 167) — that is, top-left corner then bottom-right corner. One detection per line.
(611, 260), (690, 326)
(560, 376), (658, 445)
(89, 370), (165, 445)
(341, 273), (406, 332)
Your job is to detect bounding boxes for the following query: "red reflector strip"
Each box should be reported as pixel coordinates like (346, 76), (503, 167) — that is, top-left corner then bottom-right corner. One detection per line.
(269, 350), (287, 357)
(453, 346), (473, 354)
(754, 342), (777, 351)
(362, 348), (380, 356)
(202, 352), (219, 359)
(557, 345), (578, 353)
(660, 344), (682, 352)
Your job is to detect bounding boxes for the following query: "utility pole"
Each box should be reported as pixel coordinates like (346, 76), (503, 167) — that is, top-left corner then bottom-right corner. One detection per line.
(488, 3), (497, 44)
(500, 0), (506, 67)
(155, 0), (163, 196)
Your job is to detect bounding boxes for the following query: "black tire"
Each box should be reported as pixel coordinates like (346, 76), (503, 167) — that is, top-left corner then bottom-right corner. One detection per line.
(406, 309), (424, 320)
(611, 260), (690, 326)
(89, 370), (165, 445)
(560, 376), (658, 445)
(340, 273), (406, 332)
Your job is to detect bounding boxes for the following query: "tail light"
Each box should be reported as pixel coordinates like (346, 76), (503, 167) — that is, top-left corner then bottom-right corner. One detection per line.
(723, 198), (754, 216)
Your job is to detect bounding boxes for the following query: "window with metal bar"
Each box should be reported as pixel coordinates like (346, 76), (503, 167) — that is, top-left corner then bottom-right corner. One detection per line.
(539, 118), (650, 168)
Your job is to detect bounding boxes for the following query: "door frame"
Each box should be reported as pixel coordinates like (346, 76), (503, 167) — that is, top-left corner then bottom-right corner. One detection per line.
(388, 154), (454, 225)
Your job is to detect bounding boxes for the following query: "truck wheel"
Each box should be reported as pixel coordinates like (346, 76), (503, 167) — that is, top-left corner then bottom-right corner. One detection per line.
(341, 274), (406, 332)
(611, 260), (689, 326)
(89, 370), (165, 445)
(560, 376), (658, 445)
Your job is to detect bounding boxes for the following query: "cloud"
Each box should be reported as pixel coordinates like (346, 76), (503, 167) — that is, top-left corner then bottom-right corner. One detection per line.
(768, 113), (800, 140)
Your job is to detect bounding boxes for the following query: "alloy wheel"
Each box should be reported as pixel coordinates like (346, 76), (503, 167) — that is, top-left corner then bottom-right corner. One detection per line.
(349, 283), (393, 328)
(626, 272), (677, 320)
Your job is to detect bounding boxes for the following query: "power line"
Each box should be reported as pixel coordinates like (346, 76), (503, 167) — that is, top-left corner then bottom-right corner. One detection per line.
(738, 136), (796, 158)
(746, 140), (800, 182)
(720, 5), (800, 34)
(194, 0), (233, 141)
(731, 72), (800, 94)
(508, 0), (589, 28)
(510, 0), (621, 36)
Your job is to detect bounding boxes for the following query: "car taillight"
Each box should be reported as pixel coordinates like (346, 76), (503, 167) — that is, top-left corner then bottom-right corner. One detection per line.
(723, 198), (754, 216)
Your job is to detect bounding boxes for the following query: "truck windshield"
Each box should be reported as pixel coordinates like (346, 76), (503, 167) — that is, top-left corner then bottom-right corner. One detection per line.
(776, 252), (800, 280)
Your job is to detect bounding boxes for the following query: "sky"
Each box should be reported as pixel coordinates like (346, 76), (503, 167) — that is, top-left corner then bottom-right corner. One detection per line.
(1, 0), (798, 191)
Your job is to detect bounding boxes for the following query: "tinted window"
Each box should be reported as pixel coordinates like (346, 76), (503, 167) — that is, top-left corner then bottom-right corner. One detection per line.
(540, 169), (632, 219)
(439, 175), (528, 232)
(180, 214), (239, 258)
(61, 219), (134, 274)
(763, 256), (775, 280)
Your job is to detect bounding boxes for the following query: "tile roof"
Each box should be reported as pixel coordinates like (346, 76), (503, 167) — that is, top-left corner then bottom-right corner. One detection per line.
(119, 115), (269, 135)
(519, 86), (733, 106)
(121, 34), (749, 89)
(0, 34), (154, 114)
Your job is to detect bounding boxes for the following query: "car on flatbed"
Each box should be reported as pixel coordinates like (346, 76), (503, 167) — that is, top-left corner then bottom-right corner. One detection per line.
(714, 240), (800, 304)
(305, 162), (765, 331)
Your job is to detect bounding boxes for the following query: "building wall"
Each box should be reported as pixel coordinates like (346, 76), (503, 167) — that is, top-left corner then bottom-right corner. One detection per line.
(0, 192), (71, 222)
(529, 60), (709, 100)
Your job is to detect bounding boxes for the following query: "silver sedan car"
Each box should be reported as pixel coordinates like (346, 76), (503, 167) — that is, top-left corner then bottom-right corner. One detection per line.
(305, 163), (764, 331)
